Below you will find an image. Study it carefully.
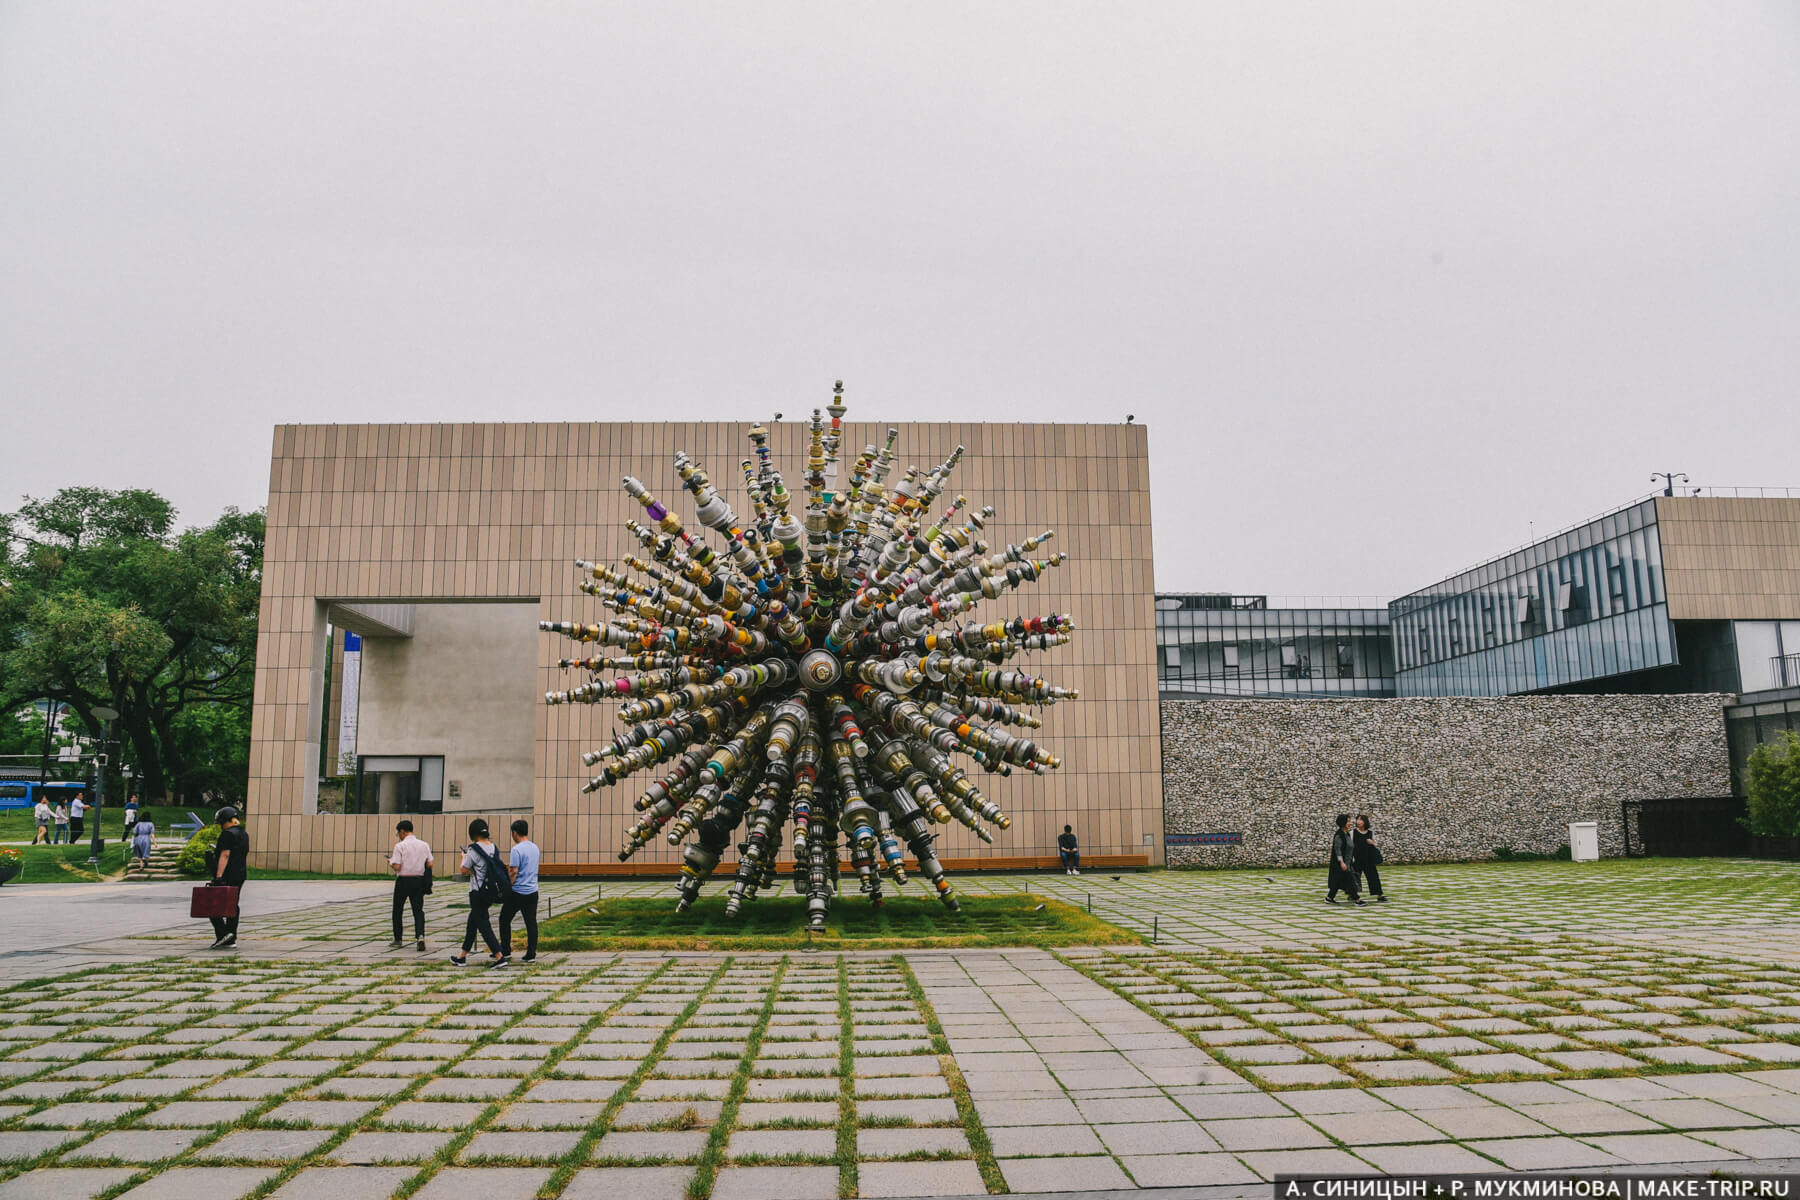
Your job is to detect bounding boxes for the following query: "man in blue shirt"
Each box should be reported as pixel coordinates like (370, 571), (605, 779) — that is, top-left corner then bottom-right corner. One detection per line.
(497, 819), (541, 965)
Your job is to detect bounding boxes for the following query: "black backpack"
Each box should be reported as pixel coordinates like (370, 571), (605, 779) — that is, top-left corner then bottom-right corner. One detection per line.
(474, 842), (512, 905)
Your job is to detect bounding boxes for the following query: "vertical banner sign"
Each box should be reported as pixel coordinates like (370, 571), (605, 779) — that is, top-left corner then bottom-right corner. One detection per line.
(337, 631), (362, 767)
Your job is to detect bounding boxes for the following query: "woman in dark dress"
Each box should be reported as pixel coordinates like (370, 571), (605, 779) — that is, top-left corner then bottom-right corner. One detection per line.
(1326, 813), (1364, 905)
(1354, 814), (1387, 902)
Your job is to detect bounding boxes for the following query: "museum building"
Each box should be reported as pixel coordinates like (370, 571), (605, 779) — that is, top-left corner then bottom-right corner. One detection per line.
(249, 419), (1162, 875)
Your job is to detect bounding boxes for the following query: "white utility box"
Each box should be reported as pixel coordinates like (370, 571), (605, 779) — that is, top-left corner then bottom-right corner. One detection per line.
(1568, 821), (1600, 862)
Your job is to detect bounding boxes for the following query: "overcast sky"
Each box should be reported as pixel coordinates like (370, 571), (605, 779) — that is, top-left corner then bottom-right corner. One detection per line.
(2, 3), (1796, 598)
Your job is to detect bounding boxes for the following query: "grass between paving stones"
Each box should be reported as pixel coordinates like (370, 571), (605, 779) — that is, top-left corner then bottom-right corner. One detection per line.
(686, 957), (788, 1200)
(3, 956), (679, 1200)
(535, 892), (1140, 951)
(0, 960), (371, 1190)
(1059, 942), (1799, 1094)
(14, 958), (509, 1199)
(896, 956), (1005, 1195)
(835, 957), (859, 1200)
(538, 959), (732, 1194)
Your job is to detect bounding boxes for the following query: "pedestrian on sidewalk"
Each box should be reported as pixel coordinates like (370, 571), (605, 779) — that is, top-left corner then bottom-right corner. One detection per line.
(33, 798), (52, 844)
(1326, 813), (1364, 905)
(69, 791), (86, 843)
(450, 818), (505, 967)
(388, 820), (434, 951)
(497, 819), (540, 965)
(130, 814), (155, 873)
(207, 807), (249, 948)
(1354, 814), (1387, 902)
(1058, 824), (1081, 875)
(51, 801), (70, 844)
(122, 794), (139, 844)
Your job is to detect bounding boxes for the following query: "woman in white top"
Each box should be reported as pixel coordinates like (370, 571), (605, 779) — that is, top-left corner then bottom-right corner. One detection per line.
(450, 818), (504, 967)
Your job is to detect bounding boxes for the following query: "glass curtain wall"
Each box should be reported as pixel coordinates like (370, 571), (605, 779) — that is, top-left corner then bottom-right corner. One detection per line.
(1391, 500), (1676, 697)
(1157, 596), (1395, 699)
(1724, 695), (1800, 796)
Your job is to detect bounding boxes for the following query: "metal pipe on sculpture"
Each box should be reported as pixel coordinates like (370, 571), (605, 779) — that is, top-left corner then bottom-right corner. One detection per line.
(541, 383), (1079, 922)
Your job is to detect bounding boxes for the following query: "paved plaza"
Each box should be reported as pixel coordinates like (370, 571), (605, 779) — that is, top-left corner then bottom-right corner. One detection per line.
(1, 859), (1798, 1198)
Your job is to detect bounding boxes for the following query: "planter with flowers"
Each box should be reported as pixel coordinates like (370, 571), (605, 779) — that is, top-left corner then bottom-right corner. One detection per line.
(0, 847), (22, 886)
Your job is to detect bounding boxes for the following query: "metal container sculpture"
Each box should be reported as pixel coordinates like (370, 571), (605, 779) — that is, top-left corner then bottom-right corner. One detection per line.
(542, 384), (1077, 926)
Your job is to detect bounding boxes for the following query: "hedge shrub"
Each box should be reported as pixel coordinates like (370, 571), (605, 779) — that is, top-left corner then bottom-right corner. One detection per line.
(1745, 731), (1800, 838)
(175, 824), (220, 877)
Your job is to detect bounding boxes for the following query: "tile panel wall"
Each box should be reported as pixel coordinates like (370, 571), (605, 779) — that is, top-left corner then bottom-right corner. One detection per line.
(250, 419), (1161, 873)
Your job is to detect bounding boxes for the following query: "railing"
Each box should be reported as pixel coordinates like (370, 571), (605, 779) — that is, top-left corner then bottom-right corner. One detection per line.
(1774, 654), (1800, 690)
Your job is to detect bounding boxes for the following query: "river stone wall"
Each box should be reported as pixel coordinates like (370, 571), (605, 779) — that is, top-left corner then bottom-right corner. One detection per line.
(1160, 695), (1731, 867)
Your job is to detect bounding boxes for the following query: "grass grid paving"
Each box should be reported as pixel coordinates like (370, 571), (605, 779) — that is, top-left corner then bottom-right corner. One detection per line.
(0, 954), (989, 1199)
(113, 861), (1800, 963)
(9, 859), (1800, 1194)
(1059, 938), (1800, 1088)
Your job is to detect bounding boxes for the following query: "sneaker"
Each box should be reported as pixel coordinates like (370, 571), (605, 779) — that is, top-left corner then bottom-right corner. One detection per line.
(490, 955), (510, 969)
(521, 954), (537, 963)
(1354, 899), (1368, 906)
(416, 940), (427, 952)
(449, 955), (468, 967)
(1325, 897), (1337, 904)
(1071, 869), (1080, 875)
(208, 936), (229, 950)
(387, 940), (403, 950)
(1376, 895), (1388, 902)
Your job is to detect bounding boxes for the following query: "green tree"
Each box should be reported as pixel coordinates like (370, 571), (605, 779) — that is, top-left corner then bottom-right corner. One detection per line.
(0, 488), (263, 804)
(1744, 730), (1800, 838)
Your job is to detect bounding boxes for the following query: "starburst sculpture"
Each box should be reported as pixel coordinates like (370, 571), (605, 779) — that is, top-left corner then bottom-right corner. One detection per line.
(541, 383), (1078, 926)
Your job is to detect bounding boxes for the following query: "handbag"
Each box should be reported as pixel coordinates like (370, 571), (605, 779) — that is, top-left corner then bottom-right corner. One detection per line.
(190, 885), (240, 919)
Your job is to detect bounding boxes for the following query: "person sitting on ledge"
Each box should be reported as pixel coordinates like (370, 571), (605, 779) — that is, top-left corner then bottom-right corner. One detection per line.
(1058, 824), (1081, 875)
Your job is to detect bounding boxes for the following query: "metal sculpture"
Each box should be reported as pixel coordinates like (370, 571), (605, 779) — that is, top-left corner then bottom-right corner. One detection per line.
(542, 383), (1077, 926)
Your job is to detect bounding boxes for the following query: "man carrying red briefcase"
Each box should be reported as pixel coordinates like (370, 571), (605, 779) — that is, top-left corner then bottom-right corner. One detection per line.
(192, 807), (249, 949)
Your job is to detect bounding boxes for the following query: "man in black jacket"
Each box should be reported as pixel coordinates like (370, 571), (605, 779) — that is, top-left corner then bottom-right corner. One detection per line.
(208, 807), (250, 948)
(1326, 813), (1364, 905)
(1057, 825), (1081, 875)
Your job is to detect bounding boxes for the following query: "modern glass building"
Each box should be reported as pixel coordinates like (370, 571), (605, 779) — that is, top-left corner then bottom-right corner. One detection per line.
(1392, 494), (1800, 698)
(1156, 594), (1394, 699)
(1725, 686), (1800, 797)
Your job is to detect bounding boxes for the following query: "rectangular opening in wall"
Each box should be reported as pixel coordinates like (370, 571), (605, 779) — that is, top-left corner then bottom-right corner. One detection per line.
(353, 755), (444, 815)
(1223, 645), (1239, 668)
(321, 599), (539, 815)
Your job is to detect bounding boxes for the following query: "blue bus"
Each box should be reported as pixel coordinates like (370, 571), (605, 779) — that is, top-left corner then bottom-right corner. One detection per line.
(0, 779), (90, 811)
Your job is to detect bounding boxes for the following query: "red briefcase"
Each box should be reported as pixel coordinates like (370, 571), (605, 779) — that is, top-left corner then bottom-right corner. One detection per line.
(190, 885), (239, 919)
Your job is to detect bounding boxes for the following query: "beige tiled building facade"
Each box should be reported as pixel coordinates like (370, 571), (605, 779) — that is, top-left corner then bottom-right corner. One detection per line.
(249, 420), (1162, 874)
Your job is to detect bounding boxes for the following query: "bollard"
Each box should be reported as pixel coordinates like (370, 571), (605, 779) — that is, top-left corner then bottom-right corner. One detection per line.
(1152, 914), (1158, 944)
(1087, 892), (1092, 914)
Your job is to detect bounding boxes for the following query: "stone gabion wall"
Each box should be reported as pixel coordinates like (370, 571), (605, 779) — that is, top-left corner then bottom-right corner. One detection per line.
(1160, 695), (1732, 868)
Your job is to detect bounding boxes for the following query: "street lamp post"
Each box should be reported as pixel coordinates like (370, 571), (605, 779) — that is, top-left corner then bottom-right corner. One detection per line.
(38, 700), (62, 785)
(90, 706), (119, 866)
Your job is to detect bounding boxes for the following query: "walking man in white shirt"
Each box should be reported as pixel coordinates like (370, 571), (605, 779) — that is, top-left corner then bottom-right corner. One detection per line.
(69, 792), (86, 843)
(387, 820), (434, 951)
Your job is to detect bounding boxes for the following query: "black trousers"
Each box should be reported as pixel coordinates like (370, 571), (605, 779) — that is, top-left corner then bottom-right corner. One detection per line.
(393, 875), (428, 941)
(210, 881), (243, 940)
(499, 891), (539, 957)
(70, 816), (84, 841)
(1359, 862), (1383, 897)
(462, 895), (500, 955)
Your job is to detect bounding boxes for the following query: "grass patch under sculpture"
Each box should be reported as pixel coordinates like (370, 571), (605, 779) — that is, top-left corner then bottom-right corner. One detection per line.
(538, 891), (1139, 951)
